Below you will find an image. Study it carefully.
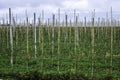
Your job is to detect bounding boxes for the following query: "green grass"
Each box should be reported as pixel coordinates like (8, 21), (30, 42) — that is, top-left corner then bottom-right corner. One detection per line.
(0, 26), (120, 79)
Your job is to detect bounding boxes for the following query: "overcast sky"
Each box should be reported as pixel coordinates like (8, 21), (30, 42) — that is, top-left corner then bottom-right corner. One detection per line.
(0, 0), (120, 22)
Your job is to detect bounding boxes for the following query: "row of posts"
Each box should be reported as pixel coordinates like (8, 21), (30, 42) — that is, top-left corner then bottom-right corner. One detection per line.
(8, 7), (114, 77)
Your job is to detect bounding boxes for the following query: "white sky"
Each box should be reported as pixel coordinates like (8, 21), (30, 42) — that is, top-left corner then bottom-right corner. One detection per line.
(0, 0), (120, 22)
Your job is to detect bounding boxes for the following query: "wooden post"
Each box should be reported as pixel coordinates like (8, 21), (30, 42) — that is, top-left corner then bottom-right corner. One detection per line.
(74, 9), (77, 73)
(91, 9), (95, 77)
(26, 10), (29, 70)
(75, 15), (78, 72)
(57, 8), (60, 73)
(41, 10), (44, 71)
(110, 6), (113, 75)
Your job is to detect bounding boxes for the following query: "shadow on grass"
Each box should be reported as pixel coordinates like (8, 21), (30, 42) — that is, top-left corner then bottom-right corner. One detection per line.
(0, 71), (117, 80)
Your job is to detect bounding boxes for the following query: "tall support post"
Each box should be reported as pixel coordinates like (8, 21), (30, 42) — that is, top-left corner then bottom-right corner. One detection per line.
(38, 16), (41, 44)
(9, 8), (13, 66)
(25, 10), (29, 70)
(65, 14), (68, 53)
(57, 8), (60, 73)
(110, 6), (113, 75)
(26, 10), (29, 56)
(41, 10), (44, 71)
(34, 13), (37, 59)
(75, 15), (78, 72)
(52, 14), (55, 64)
(73, 9), (76, 73)
(91, 9), (95, 78)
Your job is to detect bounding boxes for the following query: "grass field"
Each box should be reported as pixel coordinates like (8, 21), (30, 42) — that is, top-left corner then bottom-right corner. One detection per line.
(0, 26), (120, 80)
